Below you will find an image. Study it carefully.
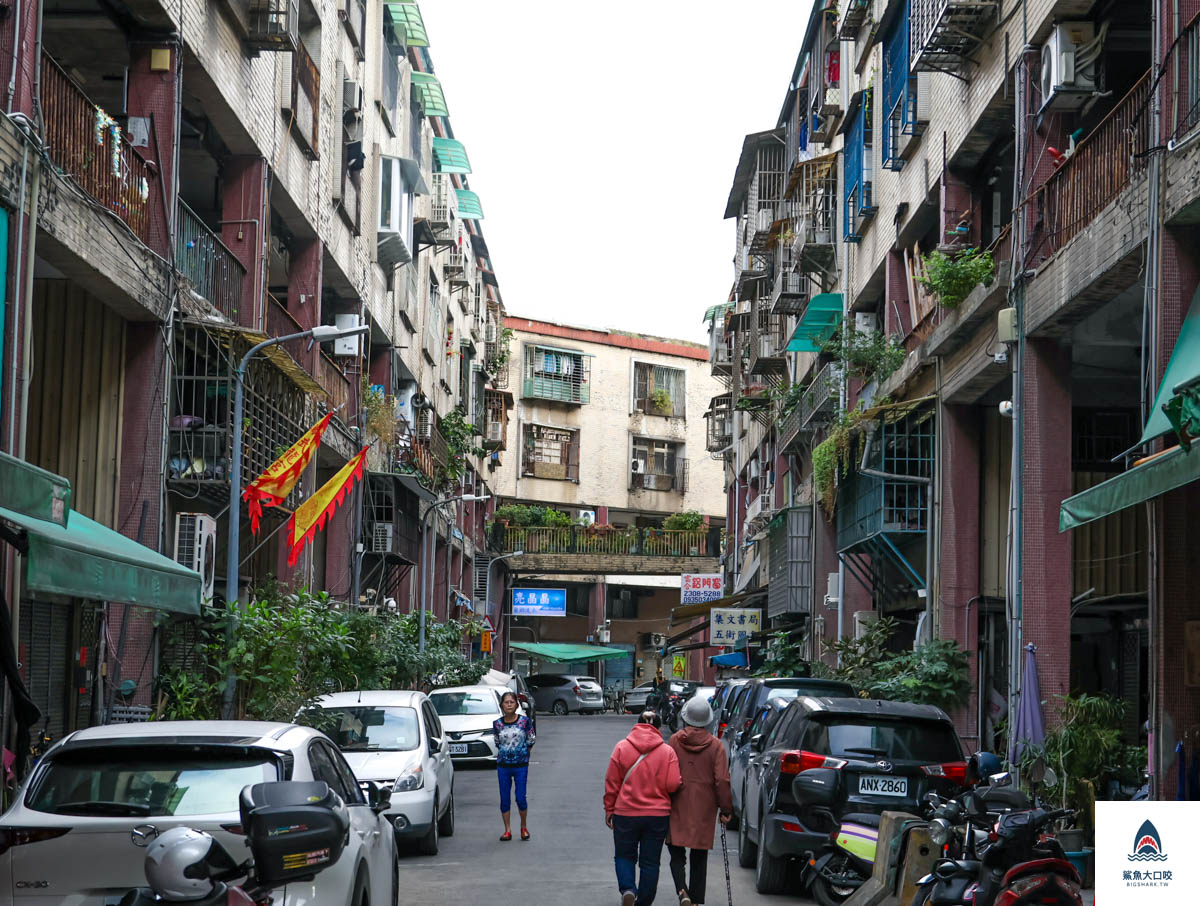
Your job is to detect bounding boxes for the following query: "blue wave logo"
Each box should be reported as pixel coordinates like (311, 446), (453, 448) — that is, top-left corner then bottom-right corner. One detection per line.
(1128, 819), (1168, 862)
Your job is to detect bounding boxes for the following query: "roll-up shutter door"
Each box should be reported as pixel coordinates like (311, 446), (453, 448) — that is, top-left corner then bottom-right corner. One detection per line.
(19, 600), (72, 740)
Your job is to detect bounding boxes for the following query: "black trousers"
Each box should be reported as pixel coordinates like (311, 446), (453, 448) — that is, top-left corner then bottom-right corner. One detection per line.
(668, 844), (709, 904)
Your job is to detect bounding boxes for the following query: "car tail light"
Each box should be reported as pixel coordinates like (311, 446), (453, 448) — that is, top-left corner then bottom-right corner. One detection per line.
(922, 761), (969, 785)
(780, 750), (848, 774)
(220, 823), (245, 835)
(780, 822), (804, 833)
(518, 694), (529, 704)
(717, 722), (728, 738)
(0, 827), (71, 854)
(573, 685), (582, 695)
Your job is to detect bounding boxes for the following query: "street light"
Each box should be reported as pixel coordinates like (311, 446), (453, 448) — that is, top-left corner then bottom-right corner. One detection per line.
(418, 493), (490, 653)
(221, 322), (370, 719)
(484, 550), (523, 665)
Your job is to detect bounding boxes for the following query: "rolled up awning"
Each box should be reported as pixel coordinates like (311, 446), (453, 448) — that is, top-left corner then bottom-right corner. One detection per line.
(509, 641), (631, 663)
(1060, 444), (1200, 531)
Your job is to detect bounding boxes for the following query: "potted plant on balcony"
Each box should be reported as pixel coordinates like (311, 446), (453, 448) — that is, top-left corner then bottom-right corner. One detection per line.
(916, 246), (996, 309)
(663, 510), (704, 555)
(647, 387), (674, 417)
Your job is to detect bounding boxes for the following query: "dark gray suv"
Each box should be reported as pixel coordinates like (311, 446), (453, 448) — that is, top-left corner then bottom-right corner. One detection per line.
(528, 674), (605, 714)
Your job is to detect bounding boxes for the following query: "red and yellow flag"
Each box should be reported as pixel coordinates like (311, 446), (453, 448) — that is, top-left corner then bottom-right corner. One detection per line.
(286, 446), (369, 566)
(242, 413), (332, 535)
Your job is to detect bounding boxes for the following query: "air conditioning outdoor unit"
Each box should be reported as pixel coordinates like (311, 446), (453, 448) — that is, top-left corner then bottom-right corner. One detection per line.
(486, 420), (504, 443)
(174, 513), (217, 602)
(578, 510), (596, 526)
(1040, 22), (1100, 113)
(855, 312), (877, 334)
(649, 633), (666, 648)
(372, 523), (394, 553)
(631, 459), (644, 475)
(342, 78), (362, 114)
(333, 314), (361, 356)
(853, 610), (878, 639)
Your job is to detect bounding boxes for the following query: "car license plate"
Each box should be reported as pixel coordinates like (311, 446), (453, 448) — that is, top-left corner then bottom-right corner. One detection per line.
(449, 743), (468, 755)
(858, 774), (907, 796)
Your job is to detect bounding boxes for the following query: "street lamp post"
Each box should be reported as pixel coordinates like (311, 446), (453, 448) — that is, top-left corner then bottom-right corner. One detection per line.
(418, 493), (490, 653)
(221, 323), (369, 720)
(484, 550), (523, 666)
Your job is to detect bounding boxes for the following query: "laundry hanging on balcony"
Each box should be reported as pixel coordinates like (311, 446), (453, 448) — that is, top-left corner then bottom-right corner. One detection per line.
(242, 413), (332, 535)
(286, 446), (369, 565)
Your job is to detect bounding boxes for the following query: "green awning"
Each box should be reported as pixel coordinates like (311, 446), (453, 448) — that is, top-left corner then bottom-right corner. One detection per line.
(703, 303), (733, 322)
(1059, 445), (1200, 531)
(0, 452), (71, 526)
(432, 137), (471, 174)
(509, 641), (631, 663)
(0, 505), (201, 614)
(1140, 285), (1200, 446)
(383, 1), (428, 47)
(455, 189), (483, 220)
(410, 71), (448, 117)
(786, 292), (843, 351)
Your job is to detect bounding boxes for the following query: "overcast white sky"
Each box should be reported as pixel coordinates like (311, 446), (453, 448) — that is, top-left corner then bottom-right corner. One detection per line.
(419, 2), (813, 344)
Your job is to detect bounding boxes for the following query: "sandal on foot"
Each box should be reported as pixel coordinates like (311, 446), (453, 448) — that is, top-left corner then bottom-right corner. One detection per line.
(520, 828), (531, 841)
(499, 831), (512, 841)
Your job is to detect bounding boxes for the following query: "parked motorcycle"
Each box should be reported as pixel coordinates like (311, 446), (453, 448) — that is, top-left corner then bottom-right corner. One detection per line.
(118, 781), (349, 906)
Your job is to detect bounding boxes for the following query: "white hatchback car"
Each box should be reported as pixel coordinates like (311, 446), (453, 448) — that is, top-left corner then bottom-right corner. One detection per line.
(0, 721), (398, 906)
(308, 691), (454, 855)
(427, 685), (505, 762)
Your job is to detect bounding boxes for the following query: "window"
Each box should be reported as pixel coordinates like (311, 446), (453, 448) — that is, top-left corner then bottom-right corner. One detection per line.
(300, 706), (420, 752)
(608, 589), (638, 620)
(307, 741), (363, 804)
(844, 88), (875, 241)
(634, 363), (686, 417)
(429, 690), (501, 717)
(379, 157), (414, 250)
(522, 344), (592, 404)
(422, 701), (443, 742)
(631, 437), (688, 493)
(522, 424), (579, 481)
(566, 588), (590, 617)
(801, 717), (963, 762)
(881, 1), (922, 171)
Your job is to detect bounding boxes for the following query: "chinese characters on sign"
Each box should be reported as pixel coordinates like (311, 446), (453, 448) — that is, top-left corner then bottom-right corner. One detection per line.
(511, 588), (568, 617)
(709, 608), (762, 647)
(681, 573), (724, 605)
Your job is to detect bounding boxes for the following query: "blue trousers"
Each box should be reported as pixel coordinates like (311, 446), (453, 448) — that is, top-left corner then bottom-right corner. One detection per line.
(613, 814), (670, 906)
(497, 764), (528, 813)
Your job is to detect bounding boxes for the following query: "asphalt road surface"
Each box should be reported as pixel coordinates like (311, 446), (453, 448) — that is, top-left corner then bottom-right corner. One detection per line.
(394, 713), (814, 906)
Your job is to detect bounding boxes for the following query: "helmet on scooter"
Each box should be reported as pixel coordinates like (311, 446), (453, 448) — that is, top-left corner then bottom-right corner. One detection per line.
(144, 827), (238, 901)
(968, 751), (1003, 784)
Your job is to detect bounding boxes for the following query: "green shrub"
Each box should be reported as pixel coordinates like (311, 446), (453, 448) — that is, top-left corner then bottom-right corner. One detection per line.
(663, 510), (704, 531)
(917, 247), (995, 308)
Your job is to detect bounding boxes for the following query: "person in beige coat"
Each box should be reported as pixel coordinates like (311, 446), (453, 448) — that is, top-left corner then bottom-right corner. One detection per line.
(665, 696), (733, 906)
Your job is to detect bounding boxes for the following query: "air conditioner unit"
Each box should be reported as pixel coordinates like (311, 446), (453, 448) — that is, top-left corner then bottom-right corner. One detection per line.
(372, 523), (394, 553)
(853, 610), (878, 639)
(174, 513), (217, 602)
(333, 314), (361, 356)
(578, 510), (596, 526)
(1040, 22), (1100, 113)
(417, 409), (433, 440)
(631, 459), (644, 475)
(644, 474), (668, 491)
(649, 633), (666, 648)
(855, 312), (877, 334)
(486, 420), (504, 443)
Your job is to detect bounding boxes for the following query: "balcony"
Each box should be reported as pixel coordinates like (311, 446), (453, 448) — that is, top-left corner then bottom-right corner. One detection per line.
(1031, 71), (1151, 258)
(771, 268), (808, 315)
(706, 393), (733, 452)
(248, 0), (300, 53)
(430, 174), (457, 241)
(801, 361), (840, 428)
(778, 405), (805, 455)
(522, 346), (592, 404)
(837, 0), (871, 40)
(631, 459), (688, 493)
(265, 294), (310, 370)
(317, 350), (354, 421)
(393, 423), (437, 489)
(749, 309), (789, 380)
(41, 53), (158, 247)
(791, 153), (839, 274)
(767, 506), (815, 619)
(178, 201), (246, 321)
(489, 524), (722, 576)
(911, 0), (998, 74)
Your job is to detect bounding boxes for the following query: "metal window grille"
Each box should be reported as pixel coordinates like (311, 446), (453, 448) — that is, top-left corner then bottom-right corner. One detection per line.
(631, 438), (686, 492)
(881, 2), (913, 171)
(843, 89), (874, 241)
(634, 363), (686, 416)
(522, 424), (579, 481)
(522, 345), (591, 404)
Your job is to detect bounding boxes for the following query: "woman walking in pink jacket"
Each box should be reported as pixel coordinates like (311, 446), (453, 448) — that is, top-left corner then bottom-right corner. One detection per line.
(604, 711), (683, 906)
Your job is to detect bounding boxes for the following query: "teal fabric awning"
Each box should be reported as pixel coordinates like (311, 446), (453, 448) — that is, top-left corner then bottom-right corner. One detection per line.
(703, 303), (733, 322)
(1140, 285), (1200, 446)
(1060, 445), (1200, 531)
(509, 641), (631, 663)
(455, 189), (483, 220)
(0, 505), (201, 614)
(786, 293), (843, 351)
(432, 137), (471, 174)
(410, 71), (448, 117)
(383, 1), (429, 47)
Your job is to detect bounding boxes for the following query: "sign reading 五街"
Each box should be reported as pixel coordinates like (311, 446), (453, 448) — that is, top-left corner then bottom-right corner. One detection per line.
(710, 608), (761, 647)
(672, 655), (686, 678)
(511, 588), (567, 617)
(681, 573), (724, 605)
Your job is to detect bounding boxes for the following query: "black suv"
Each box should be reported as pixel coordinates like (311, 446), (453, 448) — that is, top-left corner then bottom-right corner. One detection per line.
(738, 697), (966, 894)
(720, 677), (856, 767)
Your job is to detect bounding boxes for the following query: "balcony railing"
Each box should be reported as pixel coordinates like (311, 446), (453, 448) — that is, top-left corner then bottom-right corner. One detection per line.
(265, 294), (309, 368)
(41, 53), (157, 246)
(1031, 70), (1150, 256)
(801, 361), (840, 427)
(318, 351), (353, 418)
(491, 525), (718, 558)
(178, 201), (246, 321)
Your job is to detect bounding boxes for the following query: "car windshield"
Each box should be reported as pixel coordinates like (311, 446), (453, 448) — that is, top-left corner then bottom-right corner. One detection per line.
(810, 719), (962, 762)
(300, 706), (420, 752)
(26, 747), (278, 817)
(430, 691), (500, 716)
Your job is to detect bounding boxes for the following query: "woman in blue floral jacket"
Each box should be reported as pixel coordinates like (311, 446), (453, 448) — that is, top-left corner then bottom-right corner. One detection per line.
(494, 690), (536, 841)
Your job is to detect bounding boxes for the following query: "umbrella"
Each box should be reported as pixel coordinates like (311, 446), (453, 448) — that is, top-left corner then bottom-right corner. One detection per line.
(1011, 644), (1046, 764)
(1177, 741), (1187, 801)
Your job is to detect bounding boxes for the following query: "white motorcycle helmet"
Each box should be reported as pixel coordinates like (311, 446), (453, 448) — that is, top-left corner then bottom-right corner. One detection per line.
(144, 827), (233, 901)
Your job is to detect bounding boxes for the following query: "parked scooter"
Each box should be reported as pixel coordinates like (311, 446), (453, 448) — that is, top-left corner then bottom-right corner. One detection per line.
(789, 769), (877, 906)
(118, 781), (349, 906)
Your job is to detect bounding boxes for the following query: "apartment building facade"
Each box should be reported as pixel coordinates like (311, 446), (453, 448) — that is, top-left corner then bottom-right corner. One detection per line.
(714, 0), (1199, 797)
(486, 317), (728, 686)
(0, 0), (515, 740)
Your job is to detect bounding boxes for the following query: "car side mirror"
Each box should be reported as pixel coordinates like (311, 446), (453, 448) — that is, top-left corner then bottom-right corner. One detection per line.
(429, 736), (443, 756)
(359, 781), (392, 814)
(750, 733), (765, 752)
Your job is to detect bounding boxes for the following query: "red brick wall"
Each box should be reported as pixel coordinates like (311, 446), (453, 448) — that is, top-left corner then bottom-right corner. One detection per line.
(126, 44), (178, 258)
(221, 157), (268, 329)
(1020, 339), (1073, 715)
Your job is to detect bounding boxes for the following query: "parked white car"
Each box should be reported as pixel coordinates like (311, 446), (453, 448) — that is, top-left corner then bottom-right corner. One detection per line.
(427, 685), (505, 762)
(0, 720), (397, 906)
(308, 690), (454, 855)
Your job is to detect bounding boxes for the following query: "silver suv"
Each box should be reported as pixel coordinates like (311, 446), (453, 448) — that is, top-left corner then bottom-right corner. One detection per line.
(528, 674), (605, 714)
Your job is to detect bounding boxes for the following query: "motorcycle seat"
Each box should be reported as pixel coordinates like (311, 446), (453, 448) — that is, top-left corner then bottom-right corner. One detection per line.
(840, 812), (882, 828)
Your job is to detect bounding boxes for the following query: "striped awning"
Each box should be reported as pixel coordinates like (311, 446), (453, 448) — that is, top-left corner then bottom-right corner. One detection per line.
(384, 2), (428, 47)
(703, 302), (733, 322)
(455, 189), (484, 220)
(432, 137), (471, 174)
(410, 71), (448, 117)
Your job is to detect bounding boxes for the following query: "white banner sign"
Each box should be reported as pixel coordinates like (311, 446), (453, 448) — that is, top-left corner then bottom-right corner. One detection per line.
(682, 573), (724, 605)
(1096, 801), (1196, 902)
(709, 608), (761, 646)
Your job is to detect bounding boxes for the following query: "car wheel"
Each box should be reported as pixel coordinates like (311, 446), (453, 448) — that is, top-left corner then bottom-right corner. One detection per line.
(552, 699), (569, 715)
(417, 796), (439, 855)
(438, 789), (455, 837)
(754, 812), (787, 895)
(737, 810), (757, 868)
(810, 853), (863, 906)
